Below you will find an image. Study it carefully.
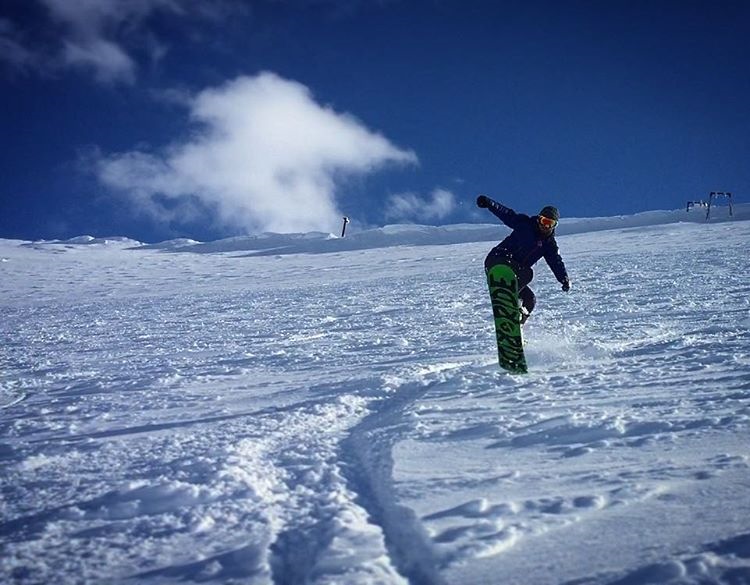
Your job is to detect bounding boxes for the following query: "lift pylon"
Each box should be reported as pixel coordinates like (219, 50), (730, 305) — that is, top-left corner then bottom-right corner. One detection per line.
(706, 192), (733, 220)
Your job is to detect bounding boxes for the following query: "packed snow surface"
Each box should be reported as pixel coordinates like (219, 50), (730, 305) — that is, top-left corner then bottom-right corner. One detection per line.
(1, 208), (749, 585)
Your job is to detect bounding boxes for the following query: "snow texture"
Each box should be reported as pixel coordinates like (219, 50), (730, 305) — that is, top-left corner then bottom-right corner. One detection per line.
(1, 206), (749, 585)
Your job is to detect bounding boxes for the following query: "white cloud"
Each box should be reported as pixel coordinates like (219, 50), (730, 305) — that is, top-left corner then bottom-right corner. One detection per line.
(40, 0), (184, 37)
(0, 18), (38, 72)
(1, 0), (238, 83)
(385, 188), (456, 223)
(39, 0), (181, 83)
(96, 72), (418, 234)
(61, 37), (136, 84)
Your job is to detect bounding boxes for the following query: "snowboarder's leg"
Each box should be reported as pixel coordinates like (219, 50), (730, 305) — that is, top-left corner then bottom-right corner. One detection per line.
(511, 265), (535, 325)
(519, 286), (536, 324)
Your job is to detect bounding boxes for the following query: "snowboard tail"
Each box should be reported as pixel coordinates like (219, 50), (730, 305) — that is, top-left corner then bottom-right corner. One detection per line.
(486, 264), (528, 373)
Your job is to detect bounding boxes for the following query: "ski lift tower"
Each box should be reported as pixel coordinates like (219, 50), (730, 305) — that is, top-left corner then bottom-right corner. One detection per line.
(705, 192), (733, 220)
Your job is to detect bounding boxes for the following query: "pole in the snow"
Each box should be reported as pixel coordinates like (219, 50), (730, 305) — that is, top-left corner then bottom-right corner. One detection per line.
(341, 216), (350, 237)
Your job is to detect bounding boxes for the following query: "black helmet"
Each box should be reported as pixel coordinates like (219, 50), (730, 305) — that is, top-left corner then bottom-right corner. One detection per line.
(539, 206), (560, 221)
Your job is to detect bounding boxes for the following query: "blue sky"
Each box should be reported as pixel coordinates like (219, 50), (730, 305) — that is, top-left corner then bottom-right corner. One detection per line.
(1, 0), (749, 242)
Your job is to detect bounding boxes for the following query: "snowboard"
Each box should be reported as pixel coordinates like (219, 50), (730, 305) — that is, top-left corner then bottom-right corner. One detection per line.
(486, 263), (528, 373)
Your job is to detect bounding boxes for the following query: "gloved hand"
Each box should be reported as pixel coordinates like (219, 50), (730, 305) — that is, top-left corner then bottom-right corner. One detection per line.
(476, 195), (490, 208)
(561, 278), (571, 292)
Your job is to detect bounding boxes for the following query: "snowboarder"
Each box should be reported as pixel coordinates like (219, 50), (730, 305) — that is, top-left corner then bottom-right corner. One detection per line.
(477, 195), (571, 324)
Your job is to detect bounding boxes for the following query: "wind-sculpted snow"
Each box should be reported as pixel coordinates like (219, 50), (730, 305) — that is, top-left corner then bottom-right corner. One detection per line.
(1, 216), (750, 584)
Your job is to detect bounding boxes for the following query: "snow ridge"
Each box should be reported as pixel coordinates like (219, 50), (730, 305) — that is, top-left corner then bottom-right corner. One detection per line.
(10, 204), (748, 258)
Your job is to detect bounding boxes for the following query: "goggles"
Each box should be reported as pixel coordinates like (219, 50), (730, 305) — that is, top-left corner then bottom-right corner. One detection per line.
(538, 215), (558, 229)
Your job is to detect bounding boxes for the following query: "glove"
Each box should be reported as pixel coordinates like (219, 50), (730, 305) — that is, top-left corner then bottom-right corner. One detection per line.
(476, 195), (490, 208)
(561, 278), (571, 292)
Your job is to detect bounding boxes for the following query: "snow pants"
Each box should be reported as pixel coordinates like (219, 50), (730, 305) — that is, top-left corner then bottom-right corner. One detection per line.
(484, 254), (537, 316)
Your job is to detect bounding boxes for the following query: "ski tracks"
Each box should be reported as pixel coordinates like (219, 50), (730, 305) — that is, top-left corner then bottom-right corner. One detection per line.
(0, 363), (463, 585)
(260, 361), (467, 585)
(155, 361), (468, 585)
(338, 363), (469, 585)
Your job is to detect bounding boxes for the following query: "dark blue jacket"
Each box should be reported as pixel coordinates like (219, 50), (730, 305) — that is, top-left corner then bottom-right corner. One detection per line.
(483, 198), (568, 285)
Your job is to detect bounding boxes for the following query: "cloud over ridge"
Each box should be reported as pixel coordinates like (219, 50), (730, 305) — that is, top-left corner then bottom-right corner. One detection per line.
(97, 72), (417, 234)
(385, 188), (456, 223)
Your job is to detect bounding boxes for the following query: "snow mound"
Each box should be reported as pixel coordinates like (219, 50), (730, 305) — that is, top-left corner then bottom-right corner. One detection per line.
(22, 235), (143, 248)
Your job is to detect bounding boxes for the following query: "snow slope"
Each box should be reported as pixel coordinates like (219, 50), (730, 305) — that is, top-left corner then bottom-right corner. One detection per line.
(1, 211), (749, 585)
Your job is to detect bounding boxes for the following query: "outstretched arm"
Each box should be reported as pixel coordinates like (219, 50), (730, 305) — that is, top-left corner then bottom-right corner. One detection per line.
(543, 241), (571, 291)
(476, 195), (523, 229)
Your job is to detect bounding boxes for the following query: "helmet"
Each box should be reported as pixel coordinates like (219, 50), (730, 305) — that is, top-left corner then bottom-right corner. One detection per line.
(539, 206), (560, 221)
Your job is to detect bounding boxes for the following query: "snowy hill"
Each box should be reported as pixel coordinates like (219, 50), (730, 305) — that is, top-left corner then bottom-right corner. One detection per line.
(1, 209), (750, 585)
(18, 203), (749, 257)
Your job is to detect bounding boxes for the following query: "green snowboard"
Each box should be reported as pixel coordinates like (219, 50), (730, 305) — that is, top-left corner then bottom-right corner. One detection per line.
(486, 264), (528, 374)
